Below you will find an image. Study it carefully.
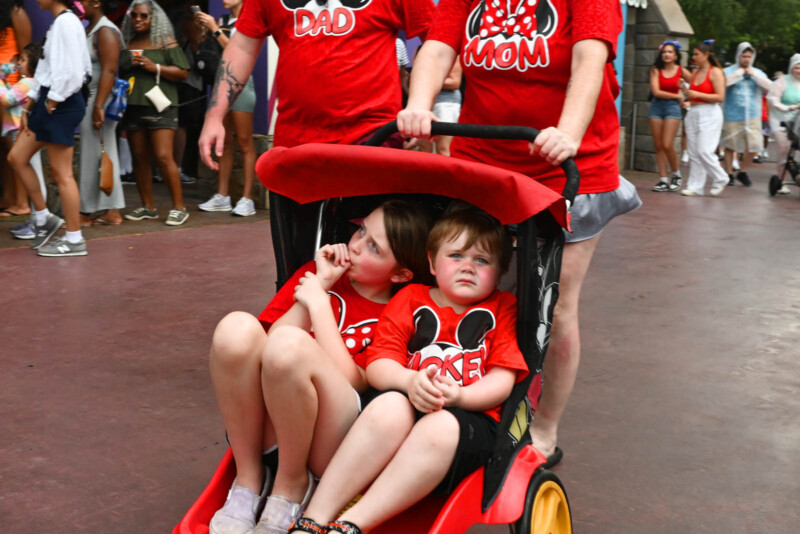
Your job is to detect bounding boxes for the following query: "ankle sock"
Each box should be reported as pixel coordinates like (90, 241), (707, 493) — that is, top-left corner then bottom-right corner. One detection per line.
(672, 170), (681, 178)
(65, 230), (83, 244)
(35, 208), (51, 226)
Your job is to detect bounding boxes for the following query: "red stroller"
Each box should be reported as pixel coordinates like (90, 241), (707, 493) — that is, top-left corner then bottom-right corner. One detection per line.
(175, 122), (577, 534)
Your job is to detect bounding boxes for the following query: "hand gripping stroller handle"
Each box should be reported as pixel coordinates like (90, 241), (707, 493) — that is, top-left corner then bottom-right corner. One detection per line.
(364, 120), (580, 203)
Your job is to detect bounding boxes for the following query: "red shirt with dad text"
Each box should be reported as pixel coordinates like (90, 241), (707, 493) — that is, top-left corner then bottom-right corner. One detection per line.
(236, 0), (434, 148)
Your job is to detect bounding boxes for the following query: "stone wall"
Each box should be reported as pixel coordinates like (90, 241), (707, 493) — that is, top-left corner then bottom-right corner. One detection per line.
(621, 0), (693, 172)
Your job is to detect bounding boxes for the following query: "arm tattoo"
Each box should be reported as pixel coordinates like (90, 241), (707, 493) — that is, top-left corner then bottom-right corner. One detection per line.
(209, 59), (245, 109)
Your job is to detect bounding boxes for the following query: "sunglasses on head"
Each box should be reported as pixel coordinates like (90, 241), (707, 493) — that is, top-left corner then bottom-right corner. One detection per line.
(130, 12), (150, 20)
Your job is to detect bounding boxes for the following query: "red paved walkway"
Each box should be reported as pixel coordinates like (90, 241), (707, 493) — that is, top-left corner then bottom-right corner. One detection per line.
(2, 166), (799, 533)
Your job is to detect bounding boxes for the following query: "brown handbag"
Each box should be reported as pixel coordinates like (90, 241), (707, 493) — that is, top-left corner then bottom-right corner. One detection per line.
(99, 139), (114, 196)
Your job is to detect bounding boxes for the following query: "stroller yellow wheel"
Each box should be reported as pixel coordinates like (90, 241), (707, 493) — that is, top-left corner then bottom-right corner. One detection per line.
(516, 469), (572, 534)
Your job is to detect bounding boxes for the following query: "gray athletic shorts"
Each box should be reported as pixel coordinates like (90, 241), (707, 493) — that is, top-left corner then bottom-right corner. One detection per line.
(565, 176), (642, 243)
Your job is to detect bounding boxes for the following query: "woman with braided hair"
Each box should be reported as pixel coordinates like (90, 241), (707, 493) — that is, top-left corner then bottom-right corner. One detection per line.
(77, 0), (125, 225)
(120, 0), (191, 226)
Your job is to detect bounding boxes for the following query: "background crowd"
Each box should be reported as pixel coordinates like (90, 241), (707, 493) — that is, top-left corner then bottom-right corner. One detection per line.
(647, 38), (800, 197)
(0, 0), (261, 258)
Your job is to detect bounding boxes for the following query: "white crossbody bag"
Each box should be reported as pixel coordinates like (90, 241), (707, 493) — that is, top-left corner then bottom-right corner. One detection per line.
(144, 64), (171, 113)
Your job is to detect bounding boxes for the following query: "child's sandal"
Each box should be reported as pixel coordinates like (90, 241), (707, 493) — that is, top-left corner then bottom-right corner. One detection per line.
(290, 517), (327, 533)
(326, 520), (362, 534)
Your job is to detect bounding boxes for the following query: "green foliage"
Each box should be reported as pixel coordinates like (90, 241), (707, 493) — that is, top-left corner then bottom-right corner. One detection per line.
(679, 0), (800, 74)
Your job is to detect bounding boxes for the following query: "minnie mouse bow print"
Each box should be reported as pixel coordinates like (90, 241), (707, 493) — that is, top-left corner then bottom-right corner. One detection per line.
(406, 307), (496, 386)
(465, 0), (558, 71)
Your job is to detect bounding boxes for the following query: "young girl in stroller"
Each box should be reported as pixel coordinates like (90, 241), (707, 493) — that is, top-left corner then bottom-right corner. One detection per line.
(208, 200), (433, 534)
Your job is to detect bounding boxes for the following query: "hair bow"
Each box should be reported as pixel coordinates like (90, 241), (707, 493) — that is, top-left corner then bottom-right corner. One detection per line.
(659, 40), (681, 51)
(703, 39), (715, 45)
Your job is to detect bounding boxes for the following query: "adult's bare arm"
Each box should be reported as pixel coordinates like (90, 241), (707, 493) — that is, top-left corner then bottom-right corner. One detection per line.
(199, 32), (263, 170)
(11, 7), (32, 49)
(92, 28), (121, 129)
(441, 59), (462, 91)
(531, 38), (608, 165)
(397, 40), (457, 138)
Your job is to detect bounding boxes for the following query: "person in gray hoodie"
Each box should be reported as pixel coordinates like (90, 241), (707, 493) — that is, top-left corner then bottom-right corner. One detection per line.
(721, 42), (771, 186)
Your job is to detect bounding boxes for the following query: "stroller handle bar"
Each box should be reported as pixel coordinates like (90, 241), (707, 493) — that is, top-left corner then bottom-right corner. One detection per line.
(365, 120), (580, 203)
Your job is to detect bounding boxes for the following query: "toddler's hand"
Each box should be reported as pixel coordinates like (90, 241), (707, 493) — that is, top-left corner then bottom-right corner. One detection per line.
(315, 244), (351, 290)
(434, 374), (461, 407)
(293, 272), (329, 311)
(408, 366), (444, 413)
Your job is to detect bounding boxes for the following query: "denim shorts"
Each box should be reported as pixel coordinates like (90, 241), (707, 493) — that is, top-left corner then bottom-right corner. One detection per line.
(648, 97), (682, 120)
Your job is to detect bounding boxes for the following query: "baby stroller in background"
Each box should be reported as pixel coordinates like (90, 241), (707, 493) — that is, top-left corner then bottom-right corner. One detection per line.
(768, 115), (800, 196)
(175, 122), (578, 534)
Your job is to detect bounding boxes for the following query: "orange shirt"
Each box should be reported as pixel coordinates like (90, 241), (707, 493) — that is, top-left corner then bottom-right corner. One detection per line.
(0, 27), (21, 86)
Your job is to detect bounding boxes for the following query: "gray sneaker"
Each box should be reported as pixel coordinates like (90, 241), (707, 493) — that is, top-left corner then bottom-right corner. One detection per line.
(31, 214), (65, 249)
(37, 237), (88, 257)
(165, 208), (189, 226)
(11, 219), (35, 240)
(125, 207), (159, 221)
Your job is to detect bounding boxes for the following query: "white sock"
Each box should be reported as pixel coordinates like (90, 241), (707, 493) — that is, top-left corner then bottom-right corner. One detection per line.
(35, 208), (51, 226)
(65, 230), (83, 244)
(672, 170), (681, 177)
(659, 177), (669, 183)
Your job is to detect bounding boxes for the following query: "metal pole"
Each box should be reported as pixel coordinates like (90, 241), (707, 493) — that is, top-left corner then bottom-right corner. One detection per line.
(630, 102), (638, 170)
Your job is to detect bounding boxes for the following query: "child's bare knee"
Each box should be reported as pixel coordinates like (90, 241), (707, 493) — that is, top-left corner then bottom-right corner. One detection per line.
(261, 326), (311, 378)
(210, 311), (264, 366)
(360, 392), (415, 433)
(415, 411), (460, 451)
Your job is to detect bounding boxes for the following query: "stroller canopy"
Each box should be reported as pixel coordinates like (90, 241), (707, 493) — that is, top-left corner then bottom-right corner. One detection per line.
(257, 144), (569, 228)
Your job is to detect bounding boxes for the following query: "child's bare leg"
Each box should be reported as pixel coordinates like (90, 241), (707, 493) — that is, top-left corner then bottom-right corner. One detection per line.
(261, 326), (362, 503)
(338, 410), (460, 531)
(209, 311), (271, 493)
(302, 392), (416, 525)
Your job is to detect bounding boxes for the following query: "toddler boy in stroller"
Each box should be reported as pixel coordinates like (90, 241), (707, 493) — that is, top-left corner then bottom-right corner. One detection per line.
(289, 205), (528, 534)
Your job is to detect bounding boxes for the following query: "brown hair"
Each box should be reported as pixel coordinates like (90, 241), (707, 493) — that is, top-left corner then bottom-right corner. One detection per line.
(426, 204), (512, 277)
(695, 42), (721, 68)
(380, 199), (435, 289)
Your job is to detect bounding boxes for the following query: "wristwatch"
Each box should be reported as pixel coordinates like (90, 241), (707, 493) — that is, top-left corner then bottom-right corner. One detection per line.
(214, 29), (223, 37)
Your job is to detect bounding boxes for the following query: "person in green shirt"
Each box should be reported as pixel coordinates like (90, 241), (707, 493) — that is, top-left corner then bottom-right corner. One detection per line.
(120, 0), (190, 226)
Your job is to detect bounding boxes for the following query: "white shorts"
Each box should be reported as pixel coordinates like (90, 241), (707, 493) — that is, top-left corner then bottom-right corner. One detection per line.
(433, 102), (461, 124)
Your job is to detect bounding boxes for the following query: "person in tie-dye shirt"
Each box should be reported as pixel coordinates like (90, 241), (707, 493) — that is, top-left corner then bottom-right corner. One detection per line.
(0, 42), (40, 219)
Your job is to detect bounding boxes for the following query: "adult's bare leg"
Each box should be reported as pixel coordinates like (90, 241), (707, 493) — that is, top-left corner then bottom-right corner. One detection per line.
(7, 129), (46, 211)
(151, 128), (184, 210)
(209, 311), (273, 494)
(232, 110), (256, 199)
(529, 235), (601, 458)
(649, 118), (667, 177)
(261, 326), (362, 503)
(216, 113), (235, 197)
(45, 143), (81, 232)
(128, 128), (155, 209)
(662, 118), (682, 173)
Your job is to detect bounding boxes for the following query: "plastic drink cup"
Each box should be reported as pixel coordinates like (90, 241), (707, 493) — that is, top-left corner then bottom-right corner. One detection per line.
(130, 49), (143, 56)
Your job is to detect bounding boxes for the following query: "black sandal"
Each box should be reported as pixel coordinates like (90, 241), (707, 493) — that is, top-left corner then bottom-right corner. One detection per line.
(326, 520), (362, 534)
(290, 517), (327, 533)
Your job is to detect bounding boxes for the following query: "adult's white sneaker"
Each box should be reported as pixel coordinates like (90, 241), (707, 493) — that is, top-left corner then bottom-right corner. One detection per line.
(232, 197), (256, 217)
(199, 194), (233, 212)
